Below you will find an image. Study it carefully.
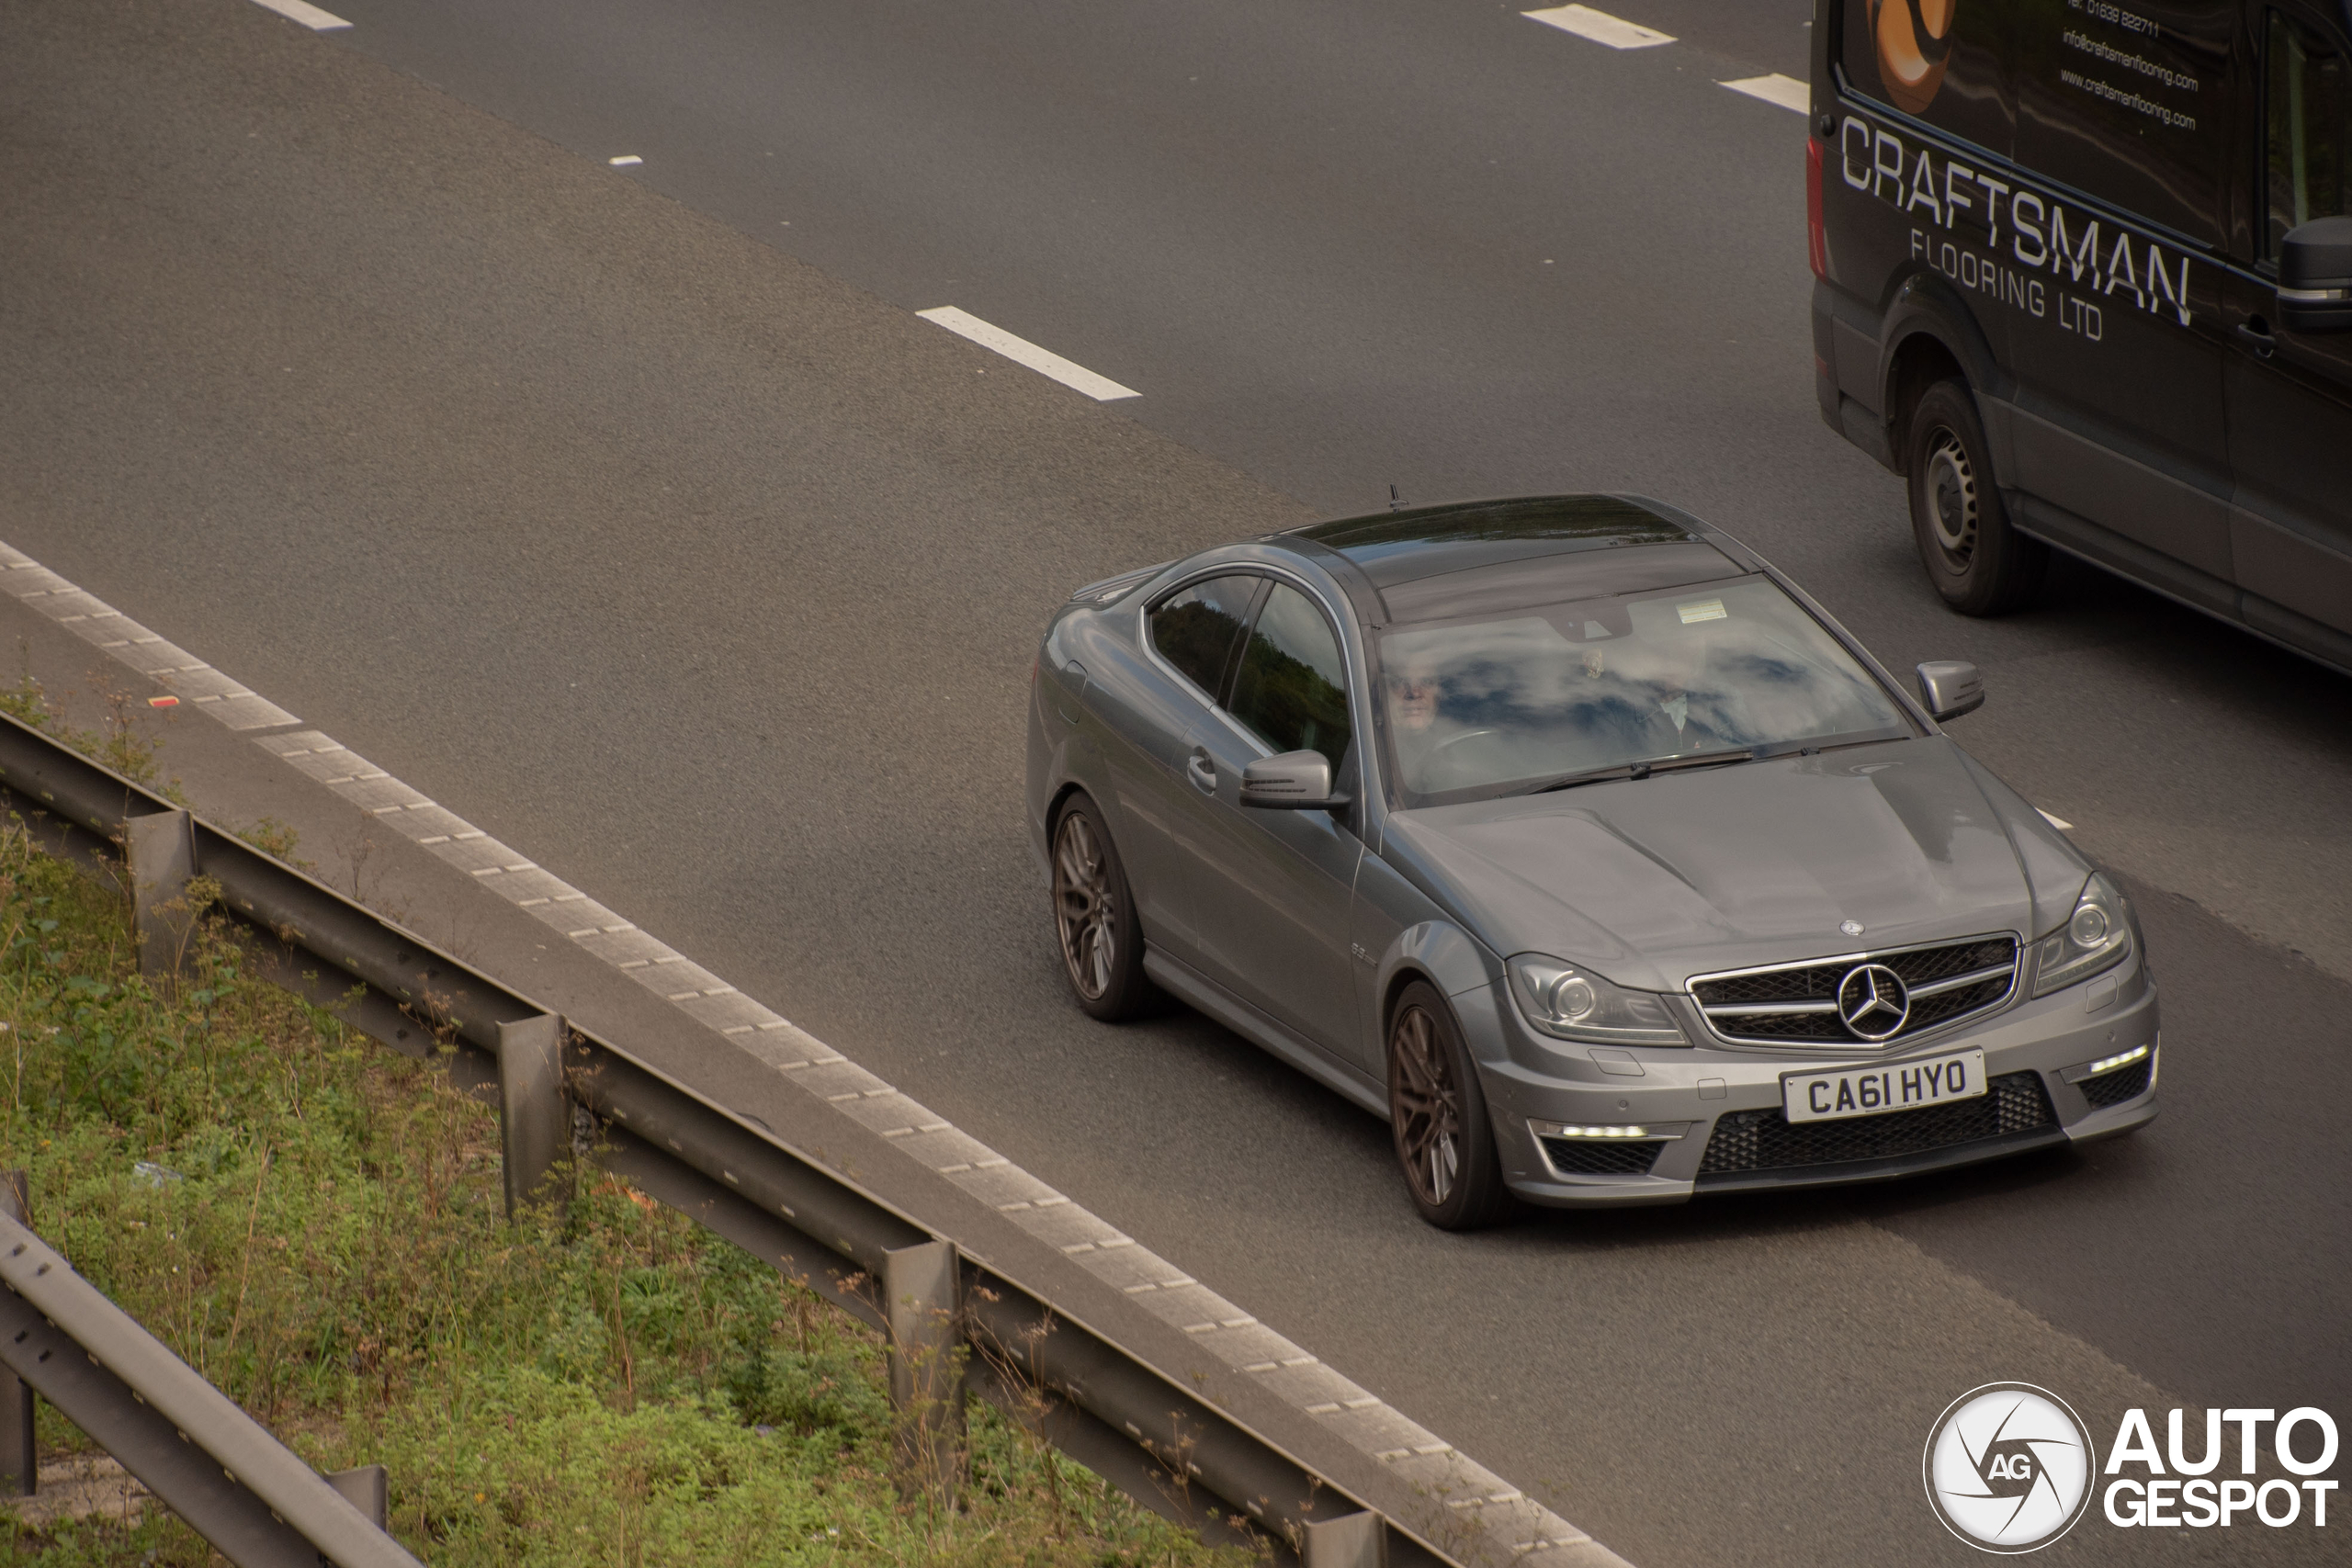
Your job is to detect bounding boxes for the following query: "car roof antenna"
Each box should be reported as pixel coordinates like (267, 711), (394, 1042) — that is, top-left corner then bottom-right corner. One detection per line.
(1389, 484), (1405, 513)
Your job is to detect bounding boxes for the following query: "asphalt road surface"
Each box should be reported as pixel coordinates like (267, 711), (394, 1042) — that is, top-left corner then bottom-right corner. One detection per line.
(4, 2), (2346, 1563)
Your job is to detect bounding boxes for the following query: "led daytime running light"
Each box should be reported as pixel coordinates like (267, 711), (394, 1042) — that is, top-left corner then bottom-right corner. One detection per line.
(2085, 1043), (2149, 1077)
(1553, 1124), (1652, 1139)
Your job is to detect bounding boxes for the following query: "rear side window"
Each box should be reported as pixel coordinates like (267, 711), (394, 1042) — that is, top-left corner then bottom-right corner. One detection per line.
(1149, 574), (1261, 701)
(2012, 1), (2234, 244)
(1228, 585), (1353, 772)
(1839, 0), (2016, 154)
(2266, 10), (2352, 257)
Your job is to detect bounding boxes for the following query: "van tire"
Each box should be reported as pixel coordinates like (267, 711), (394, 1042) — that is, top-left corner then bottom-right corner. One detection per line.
(1906, 380), (2045, 615)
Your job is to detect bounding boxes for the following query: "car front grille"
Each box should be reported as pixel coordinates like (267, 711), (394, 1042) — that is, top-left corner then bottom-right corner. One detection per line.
(1538, 1137), (1665, 1178)
(1696, 1070), (2054, 1178)
(1689, 935), (2019, 1045)
(2080, 1058), (2154, 1109)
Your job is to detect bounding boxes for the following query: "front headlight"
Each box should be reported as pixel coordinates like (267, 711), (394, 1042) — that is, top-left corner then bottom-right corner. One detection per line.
(1507, 954), (1688, 1046)
(2030, 872), (2132, 997)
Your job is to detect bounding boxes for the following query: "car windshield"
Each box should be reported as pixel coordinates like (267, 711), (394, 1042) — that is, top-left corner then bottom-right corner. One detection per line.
(1375, 574), (1912, 806)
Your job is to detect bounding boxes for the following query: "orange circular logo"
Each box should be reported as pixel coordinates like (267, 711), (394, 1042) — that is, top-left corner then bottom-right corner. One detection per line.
(1872, 0), (1957, 115)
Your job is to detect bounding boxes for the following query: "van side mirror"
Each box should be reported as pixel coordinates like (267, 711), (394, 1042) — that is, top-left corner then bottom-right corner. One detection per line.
(1917, 660), (1984, 722)
(2278, 216), (2352, 333)
(1241, 750), (1351, 811)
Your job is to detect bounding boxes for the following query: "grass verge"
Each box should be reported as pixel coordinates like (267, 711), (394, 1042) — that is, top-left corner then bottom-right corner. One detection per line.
(0, 815), (1258, 1568)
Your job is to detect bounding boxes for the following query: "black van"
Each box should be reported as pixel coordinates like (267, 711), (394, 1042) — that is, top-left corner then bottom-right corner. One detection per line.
(1809, 1), (2352, 671)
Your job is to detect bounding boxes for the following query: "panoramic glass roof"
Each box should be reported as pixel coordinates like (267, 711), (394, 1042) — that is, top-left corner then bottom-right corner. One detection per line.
(1296, 495), (1700, 586)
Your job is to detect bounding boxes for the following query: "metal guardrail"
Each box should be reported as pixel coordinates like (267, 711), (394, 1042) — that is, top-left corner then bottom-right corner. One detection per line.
(0, 707), (1440, 1568)
(0, 1201), (417, 1568)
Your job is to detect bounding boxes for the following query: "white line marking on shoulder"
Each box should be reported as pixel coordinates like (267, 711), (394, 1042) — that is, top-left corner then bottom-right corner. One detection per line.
(915, 307), (1138, 400)
(1521, 6), (1673, 49)
(248, 0), (353, 30)
(1720, 73), (1811, 113)
(2038, 808), (2075, 831)
(608, 155), (644, 167)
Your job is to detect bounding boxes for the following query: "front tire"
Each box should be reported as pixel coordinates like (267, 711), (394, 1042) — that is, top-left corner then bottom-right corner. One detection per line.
(1049, 794), (1156, 1021)
(1386, 983), (1510, 1230)
(1906, 379), (2046, 615)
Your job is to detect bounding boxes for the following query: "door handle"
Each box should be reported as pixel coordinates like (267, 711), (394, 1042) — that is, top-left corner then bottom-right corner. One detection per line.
(1186, 748), (1217, 792)
(2236, 318), (2278, 357)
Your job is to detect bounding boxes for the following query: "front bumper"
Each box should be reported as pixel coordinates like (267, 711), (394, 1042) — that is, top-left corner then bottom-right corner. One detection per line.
(1459, 948), (2160, 1208)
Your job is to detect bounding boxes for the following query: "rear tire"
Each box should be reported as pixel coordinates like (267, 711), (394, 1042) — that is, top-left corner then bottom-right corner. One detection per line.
(1906, 380), (2046, 615)
(1386, 983), (1510, 1230)
(1049, 794), (1156, 1021)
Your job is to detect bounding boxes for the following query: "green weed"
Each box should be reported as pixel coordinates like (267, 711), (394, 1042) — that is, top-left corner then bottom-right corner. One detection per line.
(0, 820), (1256, 1567)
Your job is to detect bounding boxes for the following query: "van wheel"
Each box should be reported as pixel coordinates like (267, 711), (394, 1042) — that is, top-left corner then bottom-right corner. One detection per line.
(1906, 380), (2045, 615)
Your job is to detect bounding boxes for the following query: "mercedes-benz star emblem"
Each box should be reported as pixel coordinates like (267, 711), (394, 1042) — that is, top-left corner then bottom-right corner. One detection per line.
(1838, 963), (1912, 1041)
(1840, 919), (1865, 936)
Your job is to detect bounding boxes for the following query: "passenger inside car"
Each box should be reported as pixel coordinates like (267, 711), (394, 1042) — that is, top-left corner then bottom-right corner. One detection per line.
(1376, 578), (1907, 802)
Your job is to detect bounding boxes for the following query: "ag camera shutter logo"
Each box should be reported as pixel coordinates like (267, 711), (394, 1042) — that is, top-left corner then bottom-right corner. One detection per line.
(1923, 1383), (2096, 1552)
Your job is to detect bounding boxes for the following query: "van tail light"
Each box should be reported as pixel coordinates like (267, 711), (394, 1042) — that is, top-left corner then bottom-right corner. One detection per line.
(1805, 137), (1828, 280)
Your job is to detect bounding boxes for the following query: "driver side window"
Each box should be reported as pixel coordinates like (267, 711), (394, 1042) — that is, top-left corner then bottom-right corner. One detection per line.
(2267, 10), (2352, 258)
(1228, 584), (1353, 772)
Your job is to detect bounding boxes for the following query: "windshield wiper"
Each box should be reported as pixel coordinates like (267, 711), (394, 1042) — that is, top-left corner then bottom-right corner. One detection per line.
(1523, 746), (1761, 795)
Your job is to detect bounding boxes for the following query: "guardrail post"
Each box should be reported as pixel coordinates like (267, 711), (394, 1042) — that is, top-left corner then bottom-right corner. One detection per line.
(125, 809), (198, 978)
(0, 1173), (30, 1498)
(883, 1238), (965, 1509)
(1304, 1510), (1386, 1568)
(497, 1014), (571, 1221)
(327, 1463), (388, 1529)
(0, 1208), (426, 1567)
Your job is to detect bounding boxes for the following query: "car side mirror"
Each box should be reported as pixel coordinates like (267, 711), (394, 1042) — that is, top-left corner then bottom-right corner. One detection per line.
(1241, 750), (1351, 811)
(2278, 216), (2352, 333)
(1917, 660), (1984, 722)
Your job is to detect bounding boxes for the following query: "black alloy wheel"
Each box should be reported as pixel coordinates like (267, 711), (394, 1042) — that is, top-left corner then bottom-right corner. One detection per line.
(1905, 379), (2046, 616)
(1386, 982), (1509, 1230)
(1049, 794), (1155, 1021)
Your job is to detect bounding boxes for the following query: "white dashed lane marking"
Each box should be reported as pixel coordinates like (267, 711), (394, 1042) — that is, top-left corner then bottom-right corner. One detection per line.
(1526, 8), (1815, 120)
(1720, 73), (1810, 114)
(609, 155), (644, 167)
(2040, 809), (2075, 831)
(248, 0), (351, 30)
(917, 307), (1139, 401)
(1522, 6), (1673, 50)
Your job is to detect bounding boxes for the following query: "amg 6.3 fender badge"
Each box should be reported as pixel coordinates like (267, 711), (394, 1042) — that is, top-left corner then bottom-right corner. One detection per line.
(1872, 0), (1957, 115)
(1924, 1383), (2097, 1552)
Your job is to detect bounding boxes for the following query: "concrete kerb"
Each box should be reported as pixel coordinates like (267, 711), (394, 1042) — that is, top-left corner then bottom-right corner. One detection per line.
(0, 539), (1634, 1568)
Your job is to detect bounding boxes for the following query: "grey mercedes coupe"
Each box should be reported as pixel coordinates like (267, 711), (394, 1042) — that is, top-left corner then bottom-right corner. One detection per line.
(1025, 496), (2158, 1228)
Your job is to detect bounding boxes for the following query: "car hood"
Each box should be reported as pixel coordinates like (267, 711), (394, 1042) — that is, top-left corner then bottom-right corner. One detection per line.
(1379, 738), (2090, 992)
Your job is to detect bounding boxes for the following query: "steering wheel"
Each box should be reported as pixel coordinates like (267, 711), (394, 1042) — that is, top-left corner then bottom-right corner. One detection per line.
(1430, 728), (1500, 757)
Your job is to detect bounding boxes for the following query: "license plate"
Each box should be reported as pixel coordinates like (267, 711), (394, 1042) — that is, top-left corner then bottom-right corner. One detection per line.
(1782, 1049), (1987, 1124)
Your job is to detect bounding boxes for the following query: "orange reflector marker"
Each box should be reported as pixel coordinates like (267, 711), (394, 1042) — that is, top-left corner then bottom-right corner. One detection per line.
(147, 695), (178, 707)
